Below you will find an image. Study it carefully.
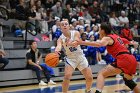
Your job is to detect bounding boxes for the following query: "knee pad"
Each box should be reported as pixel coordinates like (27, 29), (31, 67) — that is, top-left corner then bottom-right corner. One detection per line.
(123, 78), (137, 90)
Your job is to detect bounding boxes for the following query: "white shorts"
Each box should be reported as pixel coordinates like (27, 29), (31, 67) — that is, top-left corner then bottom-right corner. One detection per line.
(64, 55), (89, 71)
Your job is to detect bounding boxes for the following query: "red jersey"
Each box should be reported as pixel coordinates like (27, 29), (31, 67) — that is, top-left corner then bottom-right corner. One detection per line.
(106, 34), (129, 58)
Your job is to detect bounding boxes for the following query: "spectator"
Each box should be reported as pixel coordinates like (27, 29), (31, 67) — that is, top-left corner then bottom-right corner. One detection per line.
(52, 17), (62, 40)
(41, 10), (49, 34)
(76, 17), (85, 32)
(44, 0), (54, 11)
(51, 1), (62, 18)
(111, 0), (123, 13)
(87, 35), (98, 65)
(118, 11), (129, 27)
(62, 4), (73, 21)
(26, 40), (56, 85)
(26, 4), (42, 33)
(84, 24), (91, 39)
(15, 0), (27, 20)
(109, 12), (121, 34)
(80, 33), (88, 50)
(88, 1), (100, 17)
(120, 24), (133, 41)
(46, 10), (55, 30)
(0, 39), (9, 70)
(35, 0), (45, 13)
(52, 17), (61, 33)
(131, 23), (139, 37)
(71, 18), (78, 30)
(91, 25), (99, 41)
(127, 3), (137, 24)
(99, 3), (108, 22)
(83, 9), (92, 22)
(109, 12), (120, 27)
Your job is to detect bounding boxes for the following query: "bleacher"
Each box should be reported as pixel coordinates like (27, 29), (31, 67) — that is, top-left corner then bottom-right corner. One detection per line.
(0, 39), (106, 87)
(0, 19), (106, 87)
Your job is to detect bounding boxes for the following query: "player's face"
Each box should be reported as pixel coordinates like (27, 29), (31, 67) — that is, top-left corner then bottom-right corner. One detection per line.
(60, 21), (70, 32)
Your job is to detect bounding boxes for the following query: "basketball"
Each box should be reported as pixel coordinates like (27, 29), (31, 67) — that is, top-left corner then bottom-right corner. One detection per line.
(45, 53), (60, 67)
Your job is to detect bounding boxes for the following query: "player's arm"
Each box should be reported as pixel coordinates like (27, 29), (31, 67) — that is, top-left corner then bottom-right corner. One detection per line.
(67, 31), (80, 47)
(121, 37), (138, 48)
(79, 37), (111, 47)
(55, 37), (62, 54)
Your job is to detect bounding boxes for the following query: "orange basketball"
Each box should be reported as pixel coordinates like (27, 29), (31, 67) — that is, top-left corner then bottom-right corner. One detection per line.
(45, 53), (59, 67)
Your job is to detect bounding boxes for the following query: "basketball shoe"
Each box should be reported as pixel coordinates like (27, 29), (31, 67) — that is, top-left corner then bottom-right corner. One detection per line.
(48, 80), (56, 85)
(39, 80), (47, 86)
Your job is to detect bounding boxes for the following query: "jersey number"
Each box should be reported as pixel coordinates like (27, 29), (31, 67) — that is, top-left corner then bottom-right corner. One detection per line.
(117, 38), (124, 45)
(69, 47), (77, 52)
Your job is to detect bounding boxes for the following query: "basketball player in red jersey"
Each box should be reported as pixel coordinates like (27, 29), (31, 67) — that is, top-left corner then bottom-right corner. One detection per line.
(77, 23), (140, 93)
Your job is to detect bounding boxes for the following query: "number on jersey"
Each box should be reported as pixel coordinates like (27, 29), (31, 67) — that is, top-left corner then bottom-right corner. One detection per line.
(117, 38), (124, 45)
(69, 47), (77, 52)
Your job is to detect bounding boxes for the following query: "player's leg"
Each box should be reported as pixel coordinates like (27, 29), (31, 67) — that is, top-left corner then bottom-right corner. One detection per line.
(81, 66), (93, 93)
(95, 64), (122, 93)
(133, 86), (140, 93)
(123, 74), (140, 93)
(62, 65), (75, 93)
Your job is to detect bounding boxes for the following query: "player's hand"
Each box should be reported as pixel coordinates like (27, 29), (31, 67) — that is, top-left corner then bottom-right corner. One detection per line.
(76, 39), (82, 45)
(71, 41), (78, 47)
(66, 38), (79, 47)
(55, 50), (61, 56)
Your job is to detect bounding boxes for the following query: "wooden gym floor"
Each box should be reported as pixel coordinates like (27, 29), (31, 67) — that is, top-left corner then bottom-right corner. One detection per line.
(0, 76), (140, 93)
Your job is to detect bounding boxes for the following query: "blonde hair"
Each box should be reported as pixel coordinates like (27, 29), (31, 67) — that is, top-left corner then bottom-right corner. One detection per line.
(61, 18), (69, 22)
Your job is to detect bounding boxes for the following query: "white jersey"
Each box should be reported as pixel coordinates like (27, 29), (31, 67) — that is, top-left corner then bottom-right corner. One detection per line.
(60, 30), (84, 59)
(60, 30), (89, 71)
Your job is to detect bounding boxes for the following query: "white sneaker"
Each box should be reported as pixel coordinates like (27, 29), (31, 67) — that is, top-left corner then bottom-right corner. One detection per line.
(48, 80), (56, 85)
(39, 80), (47, 86)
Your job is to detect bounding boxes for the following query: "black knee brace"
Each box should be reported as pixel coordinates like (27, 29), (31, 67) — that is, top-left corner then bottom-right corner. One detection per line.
(123, 78), (137, 90)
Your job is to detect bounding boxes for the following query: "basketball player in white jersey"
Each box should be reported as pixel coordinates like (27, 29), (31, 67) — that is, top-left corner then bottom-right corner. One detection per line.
(55, 19), (93, 93)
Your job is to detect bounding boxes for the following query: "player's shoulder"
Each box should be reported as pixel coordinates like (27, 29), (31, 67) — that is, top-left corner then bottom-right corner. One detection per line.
(59, 34), (66, 40)
(70, 30), (80, 35)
